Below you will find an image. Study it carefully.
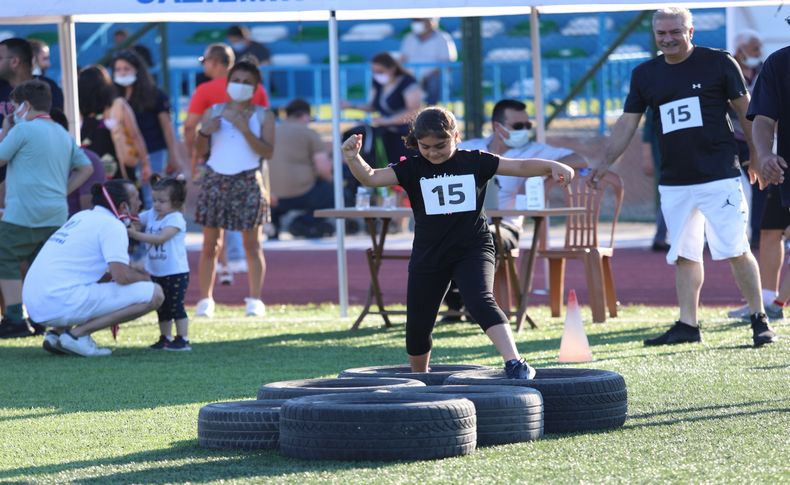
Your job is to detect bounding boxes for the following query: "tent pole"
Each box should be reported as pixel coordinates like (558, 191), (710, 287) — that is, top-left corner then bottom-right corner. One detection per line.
(530, 7), (545, 144)
(329, 10), (349, 317)
(58, 16), (80, 140)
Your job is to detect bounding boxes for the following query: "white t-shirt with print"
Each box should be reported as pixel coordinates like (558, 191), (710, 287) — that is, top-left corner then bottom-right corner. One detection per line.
(138, 209), (189, 277)
(22, 206), (130, 322)
(459, 137), (573, 227)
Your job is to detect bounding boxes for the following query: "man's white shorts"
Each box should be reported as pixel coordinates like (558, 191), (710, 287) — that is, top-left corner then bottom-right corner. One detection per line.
(32, 281), (156, 328)
(659, 177), (750, 265)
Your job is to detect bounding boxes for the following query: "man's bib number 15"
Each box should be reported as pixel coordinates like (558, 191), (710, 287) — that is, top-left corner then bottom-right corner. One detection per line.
(659, 96), (703, 134)
(419, 174), (476, 215)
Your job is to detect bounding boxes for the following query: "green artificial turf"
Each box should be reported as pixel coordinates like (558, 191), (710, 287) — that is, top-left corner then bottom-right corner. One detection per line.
(0, 304), (787, 484)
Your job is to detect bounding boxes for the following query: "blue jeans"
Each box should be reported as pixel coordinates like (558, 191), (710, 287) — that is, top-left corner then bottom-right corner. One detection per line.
(140, 149), (168, 210)
(225, 230), (244, 262)
(271, 180), (334, 232)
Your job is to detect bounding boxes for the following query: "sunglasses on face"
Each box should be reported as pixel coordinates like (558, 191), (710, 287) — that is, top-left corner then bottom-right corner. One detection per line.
(508, 121), (533, 130)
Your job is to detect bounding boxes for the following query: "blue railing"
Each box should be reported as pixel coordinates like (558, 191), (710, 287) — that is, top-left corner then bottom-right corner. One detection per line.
(168, 55), (649, 134)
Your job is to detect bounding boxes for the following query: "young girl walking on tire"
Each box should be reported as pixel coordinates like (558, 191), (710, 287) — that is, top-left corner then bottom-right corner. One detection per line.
(343, 107), (574, 379)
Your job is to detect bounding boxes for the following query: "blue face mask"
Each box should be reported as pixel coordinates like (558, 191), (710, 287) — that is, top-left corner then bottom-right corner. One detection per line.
(231, 41), (246, 52)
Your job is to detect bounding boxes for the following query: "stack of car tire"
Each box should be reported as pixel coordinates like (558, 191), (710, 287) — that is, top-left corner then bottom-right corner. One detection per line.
(198, 364), (627, 461)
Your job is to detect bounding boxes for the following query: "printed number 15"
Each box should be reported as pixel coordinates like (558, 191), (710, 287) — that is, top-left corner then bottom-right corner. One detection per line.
(432, 183), (466, 206)
(668, 105), (691, 124)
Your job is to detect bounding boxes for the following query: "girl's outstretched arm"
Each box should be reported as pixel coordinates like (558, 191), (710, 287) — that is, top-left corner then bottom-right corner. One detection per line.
(342, 134), (399, 187)
(497, 157), (574, 188)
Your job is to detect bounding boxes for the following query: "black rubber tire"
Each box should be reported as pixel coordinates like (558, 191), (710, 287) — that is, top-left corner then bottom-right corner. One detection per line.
(279, 392), (477, 461)
(256, 377), (425, 400)
(384, 385), (544, 445)
(198, 399), (285, 449)
(338, 364), (494, 386)
(445, 368), (627, 433)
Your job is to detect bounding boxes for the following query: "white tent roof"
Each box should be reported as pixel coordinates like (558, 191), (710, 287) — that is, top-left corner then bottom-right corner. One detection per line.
(0, 0), (784, 24)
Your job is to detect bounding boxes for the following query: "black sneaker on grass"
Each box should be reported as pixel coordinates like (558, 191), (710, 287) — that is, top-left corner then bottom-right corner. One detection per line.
(149, 335), (172, 350)
(504, 358), (536, 379)
(165, 336), (191, 352)
(0, 317), (35, 339)
(644, 321), (701, 346)
(750, 313), (778, 347)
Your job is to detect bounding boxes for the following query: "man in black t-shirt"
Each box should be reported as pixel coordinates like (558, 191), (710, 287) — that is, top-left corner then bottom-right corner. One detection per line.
(0, 38), (64, 186)
(747, 44), (790, 322)
(589, 7), (777, 348)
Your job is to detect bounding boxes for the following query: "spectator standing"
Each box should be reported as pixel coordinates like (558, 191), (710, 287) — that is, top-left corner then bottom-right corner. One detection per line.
(194, 60), (275, 318)
(0, 80), (94, 339)
(269, 99), (334, 239)
(78, 65), (151, 185)
(589, 8), (777, 347)
(342, 52), (423, 167)
(226, 25), (271, 66)
(112, 49), (186, 208)
(400, 18), (457, 105)
(23, 179), (164, 357)
(127, 175), (191, 351)
(29, 39), (51, 77)
(0, 38), (64, 191)
(747, 40), (790, 328)
(183, 43), (270, 285)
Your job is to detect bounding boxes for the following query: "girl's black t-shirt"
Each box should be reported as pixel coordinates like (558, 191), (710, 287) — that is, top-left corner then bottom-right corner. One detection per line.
(392, 149), (499, 272)
(624, 46), (746, 186)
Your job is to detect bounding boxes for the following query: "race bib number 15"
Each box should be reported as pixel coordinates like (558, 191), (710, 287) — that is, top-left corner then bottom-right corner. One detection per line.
(419, 174), (477, 215)
(659, 96), (703, 134)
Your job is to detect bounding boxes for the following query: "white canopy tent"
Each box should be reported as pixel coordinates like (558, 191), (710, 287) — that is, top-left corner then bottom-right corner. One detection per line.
(0, 0), (781, 316)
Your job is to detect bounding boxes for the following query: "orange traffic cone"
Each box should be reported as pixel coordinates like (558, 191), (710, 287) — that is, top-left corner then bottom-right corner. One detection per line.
(558, 289), (593, 363)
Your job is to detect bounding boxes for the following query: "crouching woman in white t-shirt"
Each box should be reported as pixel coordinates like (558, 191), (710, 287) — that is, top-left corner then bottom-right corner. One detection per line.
(22, 179), (165, 357)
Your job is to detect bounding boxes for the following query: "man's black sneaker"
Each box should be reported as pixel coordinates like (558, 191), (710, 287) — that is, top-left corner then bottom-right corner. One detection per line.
(504, 358), (536, 379)
(42, 331), (66, 355)
(644, 321), (701, 346)
(0, 317), (35, 339)
(149, 335), (172, 350)
(165, 336), (192, 352)
(750, 313), (778, 347)
(30, 321), (46, 335)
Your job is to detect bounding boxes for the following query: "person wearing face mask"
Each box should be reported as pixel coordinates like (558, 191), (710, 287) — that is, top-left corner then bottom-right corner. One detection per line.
(342, 52), (423, 170)
(440, 99), (587, 321)
(0, 80), (94, 339)
(400, 18), (457, 105)
(226, 25), (271, 66)
(193, 60), (275, 319)
(29, 40), (50, 77)
(22, 179), (165, 357)
(112, 50), (186, 209)
(0, 38), (64, 204)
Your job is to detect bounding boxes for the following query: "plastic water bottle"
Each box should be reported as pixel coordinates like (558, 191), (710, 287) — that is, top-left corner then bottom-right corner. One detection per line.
(355, 187), (370, 209)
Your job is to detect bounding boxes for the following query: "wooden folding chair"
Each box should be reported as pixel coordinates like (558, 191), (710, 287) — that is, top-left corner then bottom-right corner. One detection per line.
(538, 171), (624, 323)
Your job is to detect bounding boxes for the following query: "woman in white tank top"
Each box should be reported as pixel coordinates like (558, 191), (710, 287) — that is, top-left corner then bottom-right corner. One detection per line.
(194, 60), (275, 318)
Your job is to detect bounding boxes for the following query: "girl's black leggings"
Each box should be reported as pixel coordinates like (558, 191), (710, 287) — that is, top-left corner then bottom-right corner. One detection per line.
(406, 251), (508, 355)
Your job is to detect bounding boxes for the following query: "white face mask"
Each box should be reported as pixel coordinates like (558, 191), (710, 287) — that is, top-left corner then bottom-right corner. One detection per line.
(32, 65), (42, 76)
(227, 82), (254, 102)
(744, 56), (762, 69)
(114, 74), (137, 87)
(411, 21), (427, 35)
(13, 102), (29, 124)
(503, 128), (530, 148)
(373, 73), (391, 85)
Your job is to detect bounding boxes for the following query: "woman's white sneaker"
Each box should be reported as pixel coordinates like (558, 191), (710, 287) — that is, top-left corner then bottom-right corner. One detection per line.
(195, 298), (215, 318)
(244, 298), (266, 317)
(59, 333), (112, 357)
